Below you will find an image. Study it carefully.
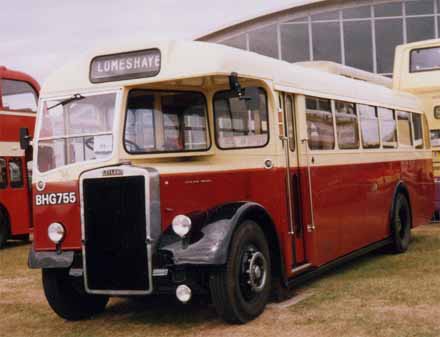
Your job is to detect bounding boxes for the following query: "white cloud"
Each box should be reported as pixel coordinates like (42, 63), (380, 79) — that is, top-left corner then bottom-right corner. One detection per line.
(1, 0), (296, 84)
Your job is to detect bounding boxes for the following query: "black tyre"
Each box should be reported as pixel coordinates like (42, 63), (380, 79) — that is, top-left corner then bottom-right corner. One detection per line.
(0, 212), (9, 249)
(209, 220), (271, 324)
(42, 269), (109, 321)
(391, 193), (412, 254)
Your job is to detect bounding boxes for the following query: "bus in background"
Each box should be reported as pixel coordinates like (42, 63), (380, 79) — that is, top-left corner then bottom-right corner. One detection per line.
(393, 39), (440, 219)
(0, 66), (39, 248)
(28, 41), (433, 324)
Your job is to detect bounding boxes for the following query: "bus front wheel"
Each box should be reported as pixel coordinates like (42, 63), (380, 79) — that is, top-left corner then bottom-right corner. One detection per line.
(209, 220), (272, 324)
(42, 269), (109, 321)
(391, 193), (412, 254)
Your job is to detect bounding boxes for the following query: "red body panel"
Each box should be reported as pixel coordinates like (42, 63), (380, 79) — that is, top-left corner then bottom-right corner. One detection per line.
(0, 66), (39, 237)
(33, 158), (434, 279)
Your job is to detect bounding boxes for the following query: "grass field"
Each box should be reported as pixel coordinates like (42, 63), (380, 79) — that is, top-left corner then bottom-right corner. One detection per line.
(1, 224), (440, 337)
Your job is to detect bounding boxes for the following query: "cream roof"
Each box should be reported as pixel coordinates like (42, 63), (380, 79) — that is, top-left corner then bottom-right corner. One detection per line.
(41, 39), (422, 113)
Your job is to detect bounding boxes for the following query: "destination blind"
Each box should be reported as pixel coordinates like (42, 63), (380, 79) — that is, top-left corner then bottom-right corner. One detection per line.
(90, 49), (161, 83)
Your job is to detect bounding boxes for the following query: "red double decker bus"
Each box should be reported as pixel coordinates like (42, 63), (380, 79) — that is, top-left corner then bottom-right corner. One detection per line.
(29, 41), (434, 324)
(0, 66), (39, 247)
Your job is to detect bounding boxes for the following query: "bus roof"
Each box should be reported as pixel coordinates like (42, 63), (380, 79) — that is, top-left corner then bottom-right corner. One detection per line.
(41, 40), (422, 113)
(0, 66), (40, 93)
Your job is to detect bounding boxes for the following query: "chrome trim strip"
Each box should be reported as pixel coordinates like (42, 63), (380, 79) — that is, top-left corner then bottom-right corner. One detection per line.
(79, 165), (155, 295)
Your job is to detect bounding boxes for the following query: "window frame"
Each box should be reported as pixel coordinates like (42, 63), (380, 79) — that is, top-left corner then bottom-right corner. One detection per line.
(8, 157), (24, 189)
(305, 96), (336, 151)
(123, 89), (211, 155)
(357, 103), (381, 150)
(213, 87), (270, 151)
(397, 110), (414, 148)
(412, 112), (425, 149)
(378, 106), (398, 149)
(334, 100), (360, 150)
(0, 79), (38, 113)
(409, 46), (440, 73)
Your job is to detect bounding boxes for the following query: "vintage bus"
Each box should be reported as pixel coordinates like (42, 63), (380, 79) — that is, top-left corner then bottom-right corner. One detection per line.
(393, 39), (440, 219)
(0, 66), (39, 248)
(27, 41), (434, 324)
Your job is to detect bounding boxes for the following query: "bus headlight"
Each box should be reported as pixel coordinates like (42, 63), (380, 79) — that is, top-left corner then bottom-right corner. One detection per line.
(172, 215), (192, 238)
(48, 222), (65, 244)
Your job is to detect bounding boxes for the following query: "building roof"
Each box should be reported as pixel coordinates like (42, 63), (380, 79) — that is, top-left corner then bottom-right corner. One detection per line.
(0, 66), (40, 92)
(41, 39), (421, 113)
(196, 0), (328, 41)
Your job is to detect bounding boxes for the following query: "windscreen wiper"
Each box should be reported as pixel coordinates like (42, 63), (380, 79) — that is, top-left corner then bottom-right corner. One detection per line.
(48, 93), (85, 110)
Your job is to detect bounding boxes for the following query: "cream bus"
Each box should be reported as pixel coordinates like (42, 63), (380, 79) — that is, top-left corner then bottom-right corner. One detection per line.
(26, 40), (434, 324)
(393, 39), (440, 218)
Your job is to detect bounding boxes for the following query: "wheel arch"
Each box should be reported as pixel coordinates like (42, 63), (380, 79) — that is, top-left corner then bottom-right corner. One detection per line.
(230, 203), (285, 283)
(158, 202), (285, 281)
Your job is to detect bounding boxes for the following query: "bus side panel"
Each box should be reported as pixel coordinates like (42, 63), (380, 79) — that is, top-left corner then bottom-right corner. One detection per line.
(402, 157), (435, 228)
(0, 113), (35, 141)
(160, 168), (295, 271)
(1, 157), (32, 236)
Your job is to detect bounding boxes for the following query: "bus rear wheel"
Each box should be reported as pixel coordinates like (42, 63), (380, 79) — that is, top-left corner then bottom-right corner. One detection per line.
(0, 212), (9, 249)
(209, 220), (271, 324)
(391, 193), (412, 254)
(42, 268), (109, 321)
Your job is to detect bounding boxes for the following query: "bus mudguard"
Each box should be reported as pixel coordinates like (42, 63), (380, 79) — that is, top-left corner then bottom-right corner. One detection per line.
(157, 202), (282, 266)
(28, 247), (74, 269)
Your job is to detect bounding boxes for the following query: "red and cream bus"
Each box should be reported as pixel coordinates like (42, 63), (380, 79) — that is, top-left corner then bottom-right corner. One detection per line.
(28, 41), (434, 324)
(393, 39), (440, 219)
(0, 66), (39, 248)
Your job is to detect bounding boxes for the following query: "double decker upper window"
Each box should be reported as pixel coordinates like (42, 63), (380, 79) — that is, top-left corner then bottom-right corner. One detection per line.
(410, 47), (440, 72)
(1, 79), (37, 112)
(213, 87), (269, 149)
(124, 90), (209, 154)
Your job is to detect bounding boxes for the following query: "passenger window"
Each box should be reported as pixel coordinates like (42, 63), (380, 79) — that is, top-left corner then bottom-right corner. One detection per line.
(285, 95), (295, 151)
(0, 158), (7, 189)
(412, 113), (424, 149)
(335, 101), (359, 150)
(378, 107), (397, 148)
(9, 158), (23, 188)
(306, 97), (335, 150)
(1, 79), (37, 112)
(125, 90), (209, 153)
(214, 87), (269, 149)
(397, 111), (413, 147)
(358, 104), (380, 149)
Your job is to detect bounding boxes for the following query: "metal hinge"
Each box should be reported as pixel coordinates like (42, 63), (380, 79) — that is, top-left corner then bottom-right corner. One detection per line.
(307, 224), (316, 232)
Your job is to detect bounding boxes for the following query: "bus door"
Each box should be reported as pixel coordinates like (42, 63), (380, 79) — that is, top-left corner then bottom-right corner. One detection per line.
(281, 93), (307, 268)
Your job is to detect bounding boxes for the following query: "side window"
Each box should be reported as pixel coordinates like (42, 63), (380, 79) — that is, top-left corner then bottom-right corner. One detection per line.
(285, 95), (295, 151)
(9, 158), (23, 188)
(412, 113), (424, 149)
(358, 104), (380, 149)
(397, 111), (413, 147)
(1, 79), (37, 112)
(335, 101), (359, 150)
(0, 158), (7, 189)
(214, 87), (269, 149)
(378, 107), (397, 148)
(306, 97), (335, 150)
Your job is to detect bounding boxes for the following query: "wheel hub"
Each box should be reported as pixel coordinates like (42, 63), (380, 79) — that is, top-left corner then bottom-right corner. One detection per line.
(245, 251), (267, 293)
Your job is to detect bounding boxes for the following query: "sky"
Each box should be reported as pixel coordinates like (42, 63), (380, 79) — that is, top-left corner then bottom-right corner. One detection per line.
(0, 0), (300, 85)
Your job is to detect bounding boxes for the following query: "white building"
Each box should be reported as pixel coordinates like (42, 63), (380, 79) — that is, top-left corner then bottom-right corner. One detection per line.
(197, 0), (440, 77)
